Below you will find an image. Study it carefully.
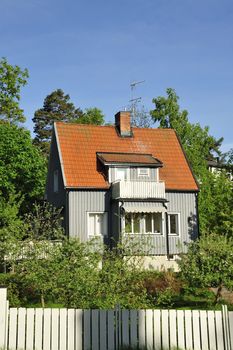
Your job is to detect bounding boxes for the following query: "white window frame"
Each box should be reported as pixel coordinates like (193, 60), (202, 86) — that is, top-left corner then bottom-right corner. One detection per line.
(168, 212), (180, 236)
(53, 170), (59, 193)
(123, 212), (164, 235)
(115, 167), (130, 181)
(137, 168), (150, 177)
(87, 212), (108, 237)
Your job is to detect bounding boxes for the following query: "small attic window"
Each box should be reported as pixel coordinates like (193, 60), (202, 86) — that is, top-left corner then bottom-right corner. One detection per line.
(54, 170), (58, 193)
(138, 168), (149, 177)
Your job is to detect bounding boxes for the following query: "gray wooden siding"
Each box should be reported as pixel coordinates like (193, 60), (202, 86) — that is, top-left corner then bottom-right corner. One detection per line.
(109, 167), (158, 182)
(46, 132), (66, 209)
(166, 192), (198, 254)
(68, 190), (111, 241)
(68, 190), (197, 255)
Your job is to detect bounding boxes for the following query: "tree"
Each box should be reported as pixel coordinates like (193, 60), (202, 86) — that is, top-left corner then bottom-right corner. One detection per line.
(150, 88), (230, 234)
(24, 202), (65, 240)
(15, 239), (61, 307)
(150, 88), (223, 177)
(0, 123), (46, 213)
(0, 58), (28, 124)
(33, 89), (83, 155)
(0, 194), (26, 268)
(131, 105), (153, 128)
(178, 234), (233, 303)
(76, 107), (104, 125)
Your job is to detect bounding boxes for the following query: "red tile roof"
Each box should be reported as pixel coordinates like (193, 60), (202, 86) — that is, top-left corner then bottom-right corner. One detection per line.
(55, 122), (198, 191)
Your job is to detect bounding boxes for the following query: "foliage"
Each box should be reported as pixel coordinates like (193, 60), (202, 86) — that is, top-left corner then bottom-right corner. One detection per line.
(150, 88), (231, 234)
(150, 88), (222, 178)
(131, 105), (153, 128)
(24, 201), (65, 240)
(33, 90), (105, 155)
(15, 239), (61, 307)
(204, 172), (233, 237)
(33, 89), (83, 155)
(0, 122), (46, 213)
(143, 270), (182, 308)
(95, 243), (149, 309)
(178, 233), (233, 303)
(76, 107), (105, 125)
(0, 194), (26, 266)
(54, 238), (101, 308)
(0, 57), (28, 124)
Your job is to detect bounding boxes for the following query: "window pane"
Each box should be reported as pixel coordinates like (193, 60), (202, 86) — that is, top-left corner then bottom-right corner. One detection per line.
(145, 214), (152, 233)
(133, 213), (140, 233)
(96, 214), (103, 235)
(89, 214), (95, 235)
(170, 214), (178, 234)
(116, 168), (127, 181)
(154, 213), (162, 233)
(125, 213), (132, 233)
(138, 168), (149, 176)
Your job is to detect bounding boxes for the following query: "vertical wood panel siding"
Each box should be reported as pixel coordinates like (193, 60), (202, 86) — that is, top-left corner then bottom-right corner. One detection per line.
(46, 133), (66, 208)
(69, 190), (110, 241)
(166, 192), (198, 254)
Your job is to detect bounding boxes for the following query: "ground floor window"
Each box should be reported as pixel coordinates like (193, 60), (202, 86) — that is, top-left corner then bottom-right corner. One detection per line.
(124, 212), (164, 235)
(168, 213), (180, 236)
(88, 212), (108, 237)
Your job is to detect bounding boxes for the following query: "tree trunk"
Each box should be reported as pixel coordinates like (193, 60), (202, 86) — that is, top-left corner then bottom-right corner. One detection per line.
(215, 283), (223, 304)
(41, 293), (45, 308)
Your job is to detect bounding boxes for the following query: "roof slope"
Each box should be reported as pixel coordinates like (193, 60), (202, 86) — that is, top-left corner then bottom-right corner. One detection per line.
(55, 122), (198, 191)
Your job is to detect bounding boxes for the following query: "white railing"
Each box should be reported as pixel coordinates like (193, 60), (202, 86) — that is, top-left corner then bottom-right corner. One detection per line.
(0, 289), (232, 350)
(112, 180), (165, 199)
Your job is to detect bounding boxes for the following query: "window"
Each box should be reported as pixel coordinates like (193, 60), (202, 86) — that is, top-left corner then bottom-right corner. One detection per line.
(88, 212), (108, 237)
(124, 212), (163, 235)
(168, 213), (180, 236)
(53, 170), (58, 192)
(138, 168), (149, 177)
(115, 168), (128, 181)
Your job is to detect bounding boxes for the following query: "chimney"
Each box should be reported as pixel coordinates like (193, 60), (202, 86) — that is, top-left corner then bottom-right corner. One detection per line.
(115, 111), (132, 137)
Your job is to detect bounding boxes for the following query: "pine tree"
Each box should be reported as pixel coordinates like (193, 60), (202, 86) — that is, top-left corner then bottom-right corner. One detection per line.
(33, 89), (83, 155)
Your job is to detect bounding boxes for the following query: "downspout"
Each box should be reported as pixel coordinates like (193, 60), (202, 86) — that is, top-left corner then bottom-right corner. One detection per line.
(119, 200), (124, 241)
(195, 192), (200, 238)
(66, 189), (70, 238)
(163, 202), (170, 259)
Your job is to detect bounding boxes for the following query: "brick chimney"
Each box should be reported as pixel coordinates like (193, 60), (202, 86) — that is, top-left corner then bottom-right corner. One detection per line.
(115, 111), (132, 137)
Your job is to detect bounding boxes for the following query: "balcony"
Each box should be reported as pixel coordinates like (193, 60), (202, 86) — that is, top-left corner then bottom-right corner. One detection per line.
(112, 180), (165, 199)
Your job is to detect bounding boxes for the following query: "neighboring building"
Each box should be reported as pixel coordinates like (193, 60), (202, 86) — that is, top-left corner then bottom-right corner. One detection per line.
(46, 111), (199, 269)
(208, 159), (233, 180)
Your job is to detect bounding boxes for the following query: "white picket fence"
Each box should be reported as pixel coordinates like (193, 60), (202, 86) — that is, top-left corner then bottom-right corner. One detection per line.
(0, 288), (233, 350)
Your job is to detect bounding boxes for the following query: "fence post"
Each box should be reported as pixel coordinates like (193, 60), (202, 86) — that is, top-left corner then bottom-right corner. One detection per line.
(0, 288), (8, 349)
(222, 304), (231, 350)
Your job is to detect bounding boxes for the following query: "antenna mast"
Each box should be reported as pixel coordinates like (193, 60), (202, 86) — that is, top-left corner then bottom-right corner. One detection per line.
(129, 80), (145, 119)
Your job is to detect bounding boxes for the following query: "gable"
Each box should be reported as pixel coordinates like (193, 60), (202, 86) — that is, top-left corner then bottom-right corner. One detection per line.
(54, 122), (198, 191)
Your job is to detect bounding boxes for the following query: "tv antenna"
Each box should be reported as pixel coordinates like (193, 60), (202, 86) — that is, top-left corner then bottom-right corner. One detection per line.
(129, 80), (145, 119)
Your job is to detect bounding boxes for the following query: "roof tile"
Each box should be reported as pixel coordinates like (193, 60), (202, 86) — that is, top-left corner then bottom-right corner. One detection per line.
(55, 123), (198, 191)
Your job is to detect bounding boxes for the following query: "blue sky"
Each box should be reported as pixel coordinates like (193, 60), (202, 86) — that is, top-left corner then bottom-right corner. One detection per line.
(1, 0), (233, 151)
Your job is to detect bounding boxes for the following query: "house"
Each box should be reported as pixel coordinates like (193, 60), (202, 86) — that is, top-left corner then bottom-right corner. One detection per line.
(208, 159), (233, 180)
(46, 111), (199, 269)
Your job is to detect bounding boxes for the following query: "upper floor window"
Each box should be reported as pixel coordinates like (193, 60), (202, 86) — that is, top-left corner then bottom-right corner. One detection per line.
(115, 168), (129, 181)
(138, 168), (150, 177)
(168, 213), (180, 236)
(53, 170), (58, 193)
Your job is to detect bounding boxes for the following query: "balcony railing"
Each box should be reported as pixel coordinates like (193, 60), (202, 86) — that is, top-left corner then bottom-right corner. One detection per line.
(112, 180), (165, 199)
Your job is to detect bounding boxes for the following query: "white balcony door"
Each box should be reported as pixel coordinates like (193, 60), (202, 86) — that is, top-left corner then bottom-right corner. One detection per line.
(115, 168), (128, 181)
